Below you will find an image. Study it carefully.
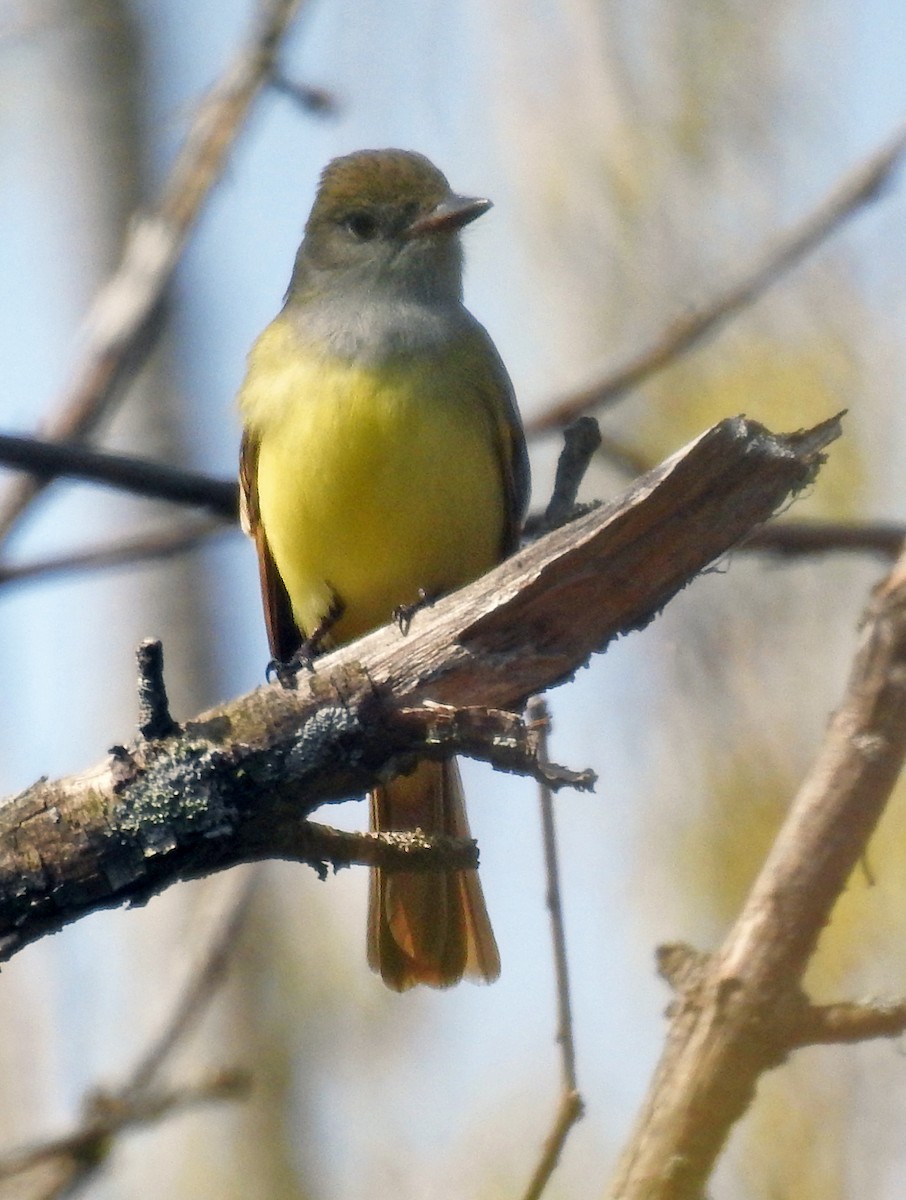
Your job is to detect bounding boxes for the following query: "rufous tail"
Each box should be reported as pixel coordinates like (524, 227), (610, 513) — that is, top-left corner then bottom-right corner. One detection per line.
(367, 758), (500, 991)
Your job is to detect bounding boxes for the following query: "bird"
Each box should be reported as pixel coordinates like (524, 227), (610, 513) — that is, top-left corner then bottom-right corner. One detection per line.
(238, 148), (529, 990)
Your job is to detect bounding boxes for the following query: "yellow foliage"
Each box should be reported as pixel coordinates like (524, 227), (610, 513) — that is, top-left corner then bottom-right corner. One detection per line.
(734, 1056), (848, 1200)
(635, 331), (864, 519)
(807, 777), (906, 998)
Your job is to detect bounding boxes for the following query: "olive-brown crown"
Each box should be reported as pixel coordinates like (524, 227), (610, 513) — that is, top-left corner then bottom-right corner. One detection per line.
(287, 149), (480, 311)
(306, 149), (450, 237)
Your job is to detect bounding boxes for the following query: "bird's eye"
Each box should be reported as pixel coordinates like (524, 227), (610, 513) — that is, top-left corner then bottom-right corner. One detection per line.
(344, 211), (379, 240)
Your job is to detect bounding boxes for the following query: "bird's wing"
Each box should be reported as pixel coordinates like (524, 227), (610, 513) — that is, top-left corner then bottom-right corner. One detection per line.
(239, 429), (301, 664)
(466, 322), (531, 555)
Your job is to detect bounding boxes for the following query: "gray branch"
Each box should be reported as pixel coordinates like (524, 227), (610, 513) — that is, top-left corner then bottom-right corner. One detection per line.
(0, 415), (838, 963)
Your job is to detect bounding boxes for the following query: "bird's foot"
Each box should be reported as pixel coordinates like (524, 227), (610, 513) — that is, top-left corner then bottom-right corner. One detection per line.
(393, 589), (436, 636)
(267, 593), (345, 688)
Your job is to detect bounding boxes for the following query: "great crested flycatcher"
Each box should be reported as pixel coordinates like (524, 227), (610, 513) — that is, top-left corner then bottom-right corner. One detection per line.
(238, 148), (529, 990)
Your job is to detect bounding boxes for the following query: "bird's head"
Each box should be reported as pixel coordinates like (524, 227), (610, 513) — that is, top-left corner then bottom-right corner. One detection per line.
(288, 149), (491, 306)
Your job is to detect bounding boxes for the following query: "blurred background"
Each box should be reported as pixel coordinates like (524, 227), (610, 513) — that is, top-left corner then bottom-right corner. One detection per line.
(1, 0), (906, 1196)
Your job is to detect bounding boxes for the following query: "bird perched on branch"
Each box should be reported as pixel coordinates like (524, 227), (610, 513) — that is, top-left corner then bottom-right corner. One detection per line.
(238, 148), (529, 990)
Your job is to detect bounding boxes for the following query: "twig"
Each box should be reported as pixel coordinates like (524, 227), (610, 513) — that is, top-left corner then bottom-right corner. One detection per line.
(530, 698), (580, 1089)
(308, 824), (480, 873)
(398, 701), (596, 790)
(790, 998), (906, 1048)
(126, 872), (257, 1093)
(136, 639), (180, 742)
(270, 73), (338, 114)
(742, 519), (905, 559)
(529, 121), (906, 434)
(534, 417), (602, 534)
(520, 697), (584, 1200)
(0, 432), (238, 517)
(0, 872), (258, 1196)
(0, 519), (232, 591)
(0, 0), (306, 542)
(0, 1071), (250, 1189)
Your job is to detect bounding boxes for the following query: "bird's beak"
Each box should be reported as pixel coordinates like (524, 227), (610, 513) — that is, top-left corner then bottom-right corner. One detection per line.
(405, 193), (492, 239)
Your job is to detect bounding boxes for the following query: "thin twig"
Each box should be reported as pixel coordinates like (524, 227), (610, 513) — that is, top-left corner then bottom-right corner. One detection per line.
(0, 519), (231, 590)
(0, 432), (238, 516)
(0, 1070), (249, 1181)
(136, 638), (180, 741)
(520, 697), (584, 1200)
(529, 121), (906, 434)
(0, 0), (306, 542)
(790, 998), (906, 1047)
(523, 417), (603, 539)
(270, 73), (338, 114)
(126, 872), (258, 1093)
(539, 417), (602, 532)
(742, 520), (906, 559)
(0, 872), (257, 1196)
(398, 701), (596, 790)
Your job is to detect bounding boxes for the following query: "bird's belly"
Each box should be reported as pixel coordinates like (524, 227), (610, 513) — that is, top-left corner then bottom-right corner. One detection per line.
(255, 360), (505, 644)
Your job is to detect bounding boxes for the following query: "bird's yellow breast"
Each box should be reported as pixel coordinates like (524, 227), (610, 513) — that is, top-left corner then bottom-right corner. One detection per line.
(239, 318), (507, 644)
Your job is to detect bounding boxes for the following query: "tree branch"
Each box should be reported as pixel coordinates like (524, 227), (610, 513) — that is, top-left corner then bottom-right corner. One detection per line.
(2, 425), (895, 601)
(520, 698), (585, 1200)
(0, 520), (231, 591)
(0, 872), (256, 1196)
(607, 494), (906, 1199)
(526, 416), (603, 536)
(0, 1069), (249, 1194)
(0, 415), (838, 962)
(789, 998), (906, 1047)
(742, 519), (905, 559)
(0, 433), (238, 517)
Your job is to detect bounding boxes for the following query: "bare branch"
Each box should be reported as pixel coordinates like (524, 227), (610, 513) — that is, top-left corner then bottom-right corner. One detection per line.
(0, 432), (238, 517)
(397, 701), (595, 790)
(0, 415), (837, 962)
(0, 872), (252, 1196)
(741, 520), (905, 559)
(526, 417), (603, 537)
(0, 1070), (249, 1194)
(790, 999), (906, 1047)
(136, 639), (180, 741)
(531, 699), (580, 1090)
(520, 698), (585, 1200)
(608, 509), (906, 1199)
(0, 0), (306, 542)
(270, 73), (338, 114)
(0, 520), (231, 591)
(529, 123), (906, 434)
(524, 1091), (585, 1200)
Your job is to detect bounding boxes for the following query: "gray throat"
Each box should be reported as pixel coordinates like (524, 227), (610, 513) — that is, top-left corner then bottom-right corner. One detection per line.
(284, 290), (472, 365)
